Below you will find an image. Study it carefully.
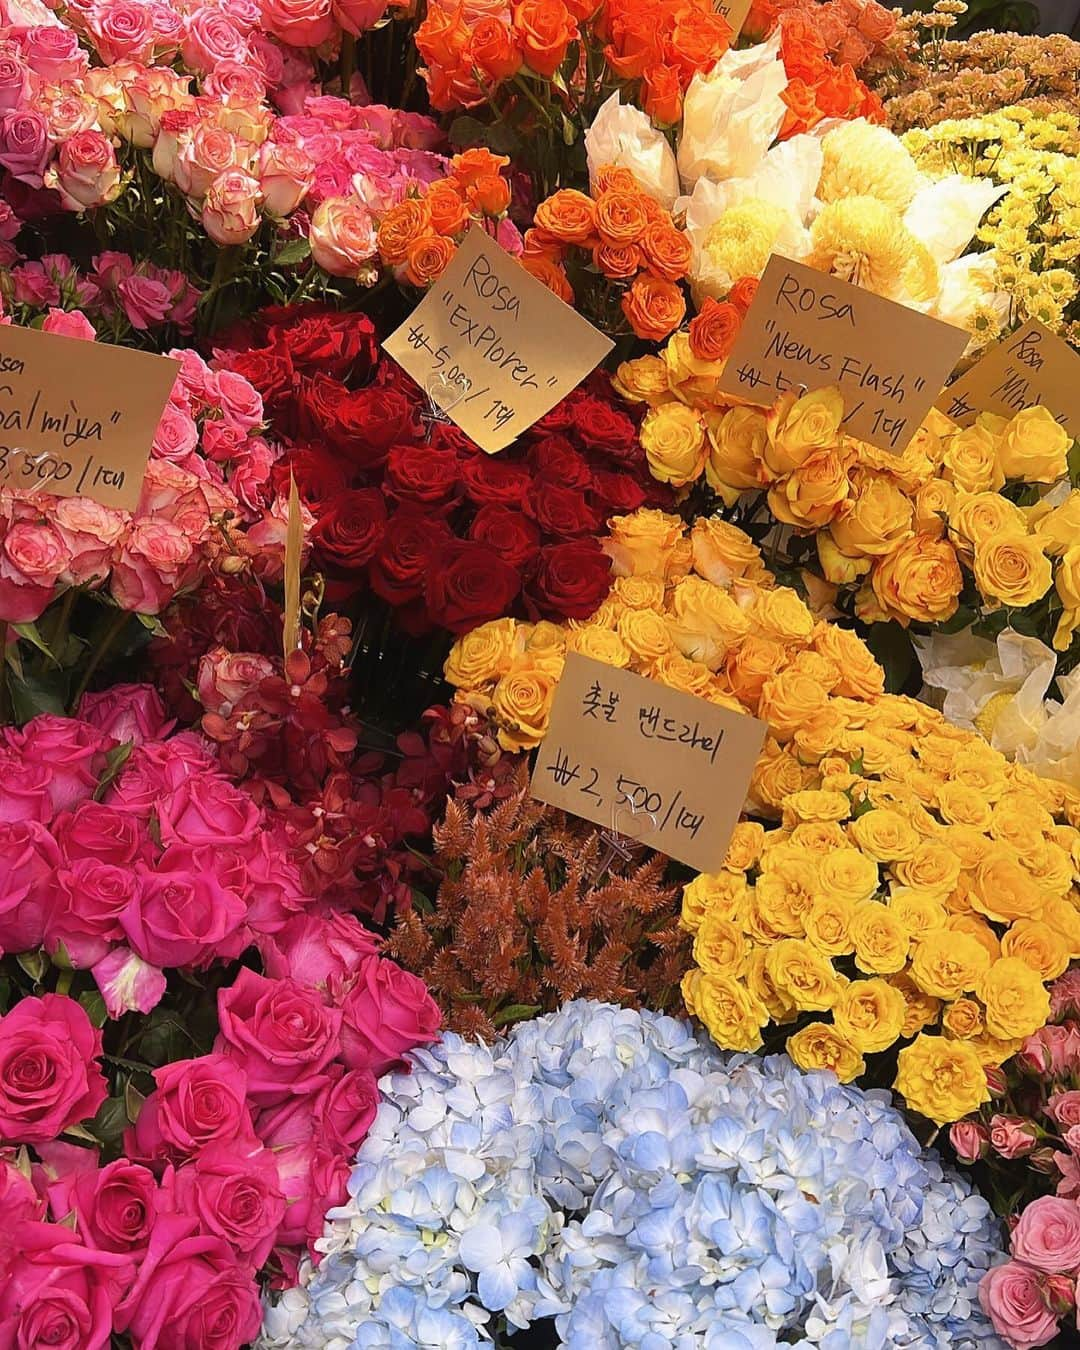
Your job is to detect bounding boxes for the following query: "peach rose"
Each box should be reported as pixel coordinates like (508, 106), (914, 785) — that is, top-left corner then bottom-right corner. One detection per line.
(309, 197), (378, 278)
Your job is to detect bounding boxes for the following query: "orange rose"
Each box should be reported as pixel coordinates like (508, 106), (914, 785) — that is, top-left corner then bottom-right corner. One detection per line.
(595, 190), (649, 246)
(424, 179), (469, 236)
(688, 297), (741, 362)
(643, 62), (683, 124)
(593, 241), (642, 279)
(450, 147), (510, 187)
(603, 11), (661, 78)
(468, 17), (523, 81)
(669, 8), (732, 78)
(534, 187), (597, 245)
(593, 164), (640, 194)
(640, 221), (692, 282)
(728, 276), (758, 314)
(416, 4), (478, 109)
(522, 226), (564, 258)
(621, 272), (686, 341)
(403, 234), (456, 286)
(376, 197), (431, 266)
(465, 172), (511, 216)
(780, 76), (822, 138)
(520, 252), (574, 303)
(512, 0), (578, 77)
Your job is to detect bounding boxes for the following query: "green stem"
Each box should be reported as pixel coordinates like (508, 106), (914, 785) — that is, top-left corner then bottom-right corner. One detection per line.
(340, 32), (357, 97)
(47, 587), (77, 659)
(71, 609), (130, 709)
(55, 970), (73, 997)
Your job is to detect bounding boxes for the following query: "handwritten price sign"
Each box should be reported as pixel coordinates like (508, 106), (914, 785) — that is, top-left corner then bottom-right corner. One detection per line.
(717, 255), (969, 453)
(937, 319), (1080, 439)
(383, 227), (613, 453)
(530, 653), (766, 873)
(0, 325), (180, 511)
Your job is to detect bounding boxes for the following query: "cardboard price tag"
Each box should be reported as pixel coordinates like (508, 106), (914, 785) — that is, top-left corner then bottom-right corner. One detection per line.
(717, 255), (969, 453)
(530, 653), (766, 874)
(0, 325), (180, 511)
(383, 226), (613, 453)
(937, 319), (1080, 439)
(717, 0), (753, 37)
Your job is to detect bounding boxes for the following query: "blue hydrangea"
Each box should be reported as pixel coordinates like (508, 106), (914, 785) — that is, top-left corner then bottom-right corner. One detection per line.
(259, 1001), (1007, 1350)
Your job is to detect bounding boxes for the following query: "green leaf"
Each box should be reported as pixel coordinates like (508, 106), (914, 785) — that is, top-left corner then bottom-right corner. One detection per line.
(866, 621), (915, 695)
(79, 990), (109, 1028)
(50, 941), (73, 971)
(93, 741), (133, 802)
(274, 238), (312, 267)
(12, 620), (58, 666)
(493, 1003), (542, 1028)
(88, 1096), (128, 1146)
(447, 115), (521, 156)
(62, 1123), (100, 1145)
(16, 950), (47, 983)
(135, 612), (169, 638)
(1068, 439), (1080, 488)
(8, 668), (68, 722)
(124, 1080), (146, 1123)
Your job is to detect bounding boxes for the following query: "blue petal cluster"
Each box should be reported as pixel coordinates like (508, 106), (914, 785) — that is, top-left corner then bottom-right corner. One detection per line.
(259, 1001), (1007, 1350)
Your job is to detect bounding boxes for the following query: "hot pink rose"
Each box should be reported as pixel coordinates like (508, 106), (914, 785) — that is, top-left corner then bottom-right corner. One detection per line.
(253, 1092), (315, 1151)
(0, 109), (50, 186)
(78, 684), (174, 746)
(118, 273), (173, 329)
(0, 750), (52, 824)
(214, 967), (342, 1104)
(338, 954), (441, 1075)
(0, 1221), (133, 1350)
(1013, 1196), (1080, 1273)
(0, 995), (107, 1144)
(158, 775), (261, 847)
(49, 858), (136, 966)
(0, 1150), (45, 1225)
(240, 833), (310, 936)
(9, 713), (109, 813)
(259, 0), (335, 46)
(268, 1138), (347, 1248)
(202, 168), (261, 246)
(110, 519), (195, 613)
(309, 196), (377, 277)
(949, 1120), (990, 1164)
(122, 865), (247, 968)
(20, 25), (87, 82)
(114, 1213), (262, 1350)
(0, 520), (69, 622)
(41, 306), (96, 340)
(314, 1066), (379, 1152)
(153, 403), (199, 461)
(91, 946), (167, 1018)
(106, 736), (217, 814)
(205, 369), (264, 432)
(0, 819), (58, 951)
(126, 1054), (254, 1168)
(52, 1158), (160, 1254)
(991, 1114), (1039, 1160)
(56, 800), (145, 865)
(53, 130), (120, 210)
(0, 51), (31, 110)
(260, 911), (381, 992)
(162, 1139), (285, 1268)
(980, 1261), (1061, 1348)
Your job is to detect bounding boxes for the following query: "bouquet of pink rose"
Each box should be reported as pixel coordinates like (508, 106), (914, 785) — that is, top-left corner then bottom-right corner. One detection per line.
(0, 684), (442, 1346)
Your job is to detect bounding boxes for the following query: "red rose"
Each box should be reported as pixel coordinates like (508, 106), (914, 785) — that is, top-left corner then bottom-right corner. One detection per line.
(268, 307), (377, 382)
(459, 453), (533, 508)
(527, 539), (612, 620)
(528, 434), (593, 489)
(468, 505), (540, 571)
(126, 1054), (255, 1168)
(300, 378), (420, 469)
(311, 488), (387, 573)
(163, 1140), (286, 1269)
(425, 539), (521, 634)
(0, 995), (108, 1144)
(219, 348), (295, 417)
(385, 444), (462, 510)
(369, 511), (453, 608)
(591, 469), (648, 515)
(528, 483), (601, 539)
(567, 393), (637, 454)
(339, 953), (441, 1075)
(270, 448), (349, 508)
(426, 422), (478, 455)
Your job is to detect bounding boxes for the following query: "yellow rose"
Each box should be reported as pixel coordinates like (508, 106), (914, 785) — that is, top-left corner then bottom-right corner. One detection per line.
(942, 997), (984, 1039)
(766, 938), (845, 1011)
(750, 742), (814, 812)
(1036, 494), (1080, 558)
(1043, 895), (1080, 959)
(947, 913), (1002, 963)
(690, 517), (767, 588)
(724, 635), (787, 712)
(830, 472), (915, 558)
(849, 808), (920, 863)
(893, 841), (962, 897)
(794, 704), (850, 761)
(782, 790), (851, 827)
(490, 659), (563, 750)
(850, 900), (910, 973)
(790, 821), (848, 854)
(640, 403), (708, 486)
(942, 424), (1005, 494)
(818, 532), (872, 585)
(603, 509), (686, 579)
(764, 386), (845, 477)
(894, 1034), (991, 1124)
(758, 671), (829, 741)
(755, 853), (821, 935)
(949, 491), (1029, 556)
(612, 354), (672, 404)
(443, 618), (522, 691)
(813, 624), (885, 700)
(693, 912), (749, 977)
(724, 821), (766, 872)
(969, 1031), (1026, 1066)
(786, 1023), (865, 1083)
(1001, 918), (1070, 980)
(648, 650), (713, 697)
(612, 575), (666, 610)
(769, 448), (852, 529)
(526, 621), (568, 654)
(819, 848), (881, 905)
(1054, 546), (1080, 650)
(868, 535), (962, 625)
(833, 977), (907, 1053)
(803, 893), (856, 956)
(746, 946), (798, 1022)
(887, 887), (948, 937)
(565, 625), (631, 667)
(909, 930), (992, 999)
(705, 406), (768, 502)
(748, 587), (816, 646)
(890, 973), (943, 1036)
(970, 850), (1046, 923)
(998, 406), (1070, 483)
(974, 535), (1053, 608)
(937, 784), (993, 831)
(913, 480), (957, 540)
(977, 956), (1052, 1039)
(681, 968), (767, 1052)
(681, 871), (749, 931)
(667, 575), (751, 670)
(616, 608), (673, 664)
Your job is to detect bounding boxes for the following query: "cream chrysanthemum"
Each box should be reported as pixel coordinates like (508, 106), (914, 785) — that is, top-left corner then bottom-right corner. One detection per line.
(809, 197), (920, 298)
(818, 121), (922, 214)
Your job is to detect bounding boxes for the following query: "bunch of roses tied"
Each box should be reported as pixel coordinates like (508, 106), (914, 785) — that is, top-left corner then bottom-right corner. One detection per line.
(0, 684), (441, 1348)
(445, 509), (1080, 1125)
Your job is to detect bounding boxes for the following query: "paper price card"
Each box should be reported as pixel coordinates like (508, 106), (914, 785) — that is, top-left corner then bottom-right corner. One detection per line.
(0, 325), (180, 511)
(716, 0), (753, 37)
(716, 255), (969, 454)
(383, 226), (614, 453)
(530, 653), (767, 874)
(936, 319), (1080, 439)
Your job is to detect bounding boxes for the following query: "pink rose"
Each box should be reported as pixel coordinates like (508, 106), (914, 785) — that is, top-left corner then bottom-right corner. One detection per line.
(214, 967), (342, 1104)
(0, 521), (69, 622)
(240, 833), (310, 936)
(1048, 1092), (1080, 1130)
(331, 0), (388, 33)
(88, 0), (156, 62)
(258, 138), (313, 216)
(0, 750), (52, 824)
(259, 0), (335, 46)
(1, 1150), (45, 1225)
(56, 800), (145, 865)
(205, 369), (264, 431)
(202, 169), (261, 246)
(202, 60), (266, 104)
(53, 1158), (160, 1253)
(114, 1213), (262, 1350)
(106, 736), (217, 814)
(261, 911), (381, 992)
(118, 273), (173, 329)
(54, 497), (125, 586)
(41, 307), (96, 340)
(253, 1092), (315, 1150)
(153, 403), (199, 462)
(53, 130), (121, 210)
(0, 1221), (133, 1350)
(110, 519), (195, 613)
(162, 1139), (285, 1267)
(1013, 1196), (1080, 1273)
(1019, 1023), (1080, 1078)
(180, 7), (249, 73)
(309, 196), (377, 278)
(0, 819), (58, 952)
(78, 684), (174, 746)
(122, 864), (247, 968)
(20, 25), (87, 82)
(991, 1114), (1039, 1160)
(199, 418), (247, 464)
(11, 258), (59, 307)
(980, 1261), (1061, 1349)
(9, 714), (109, 814)
(151, 107), (199, 183)
(1052, 974), (1080, 1021)
(314, 1066), (379, 1152)
(49, 858), (136, 966)
(158, 776), (261, 848)
(0, 995), (108, 1144)
(0, 51), (30, 112)
(91, 946), (167, 1018)
(126, 1054), (254, 1168)
(0, 109), (50, 186)
(950, 1120), (990, 1164)
(339, 954), (441, 1076)
(268, 1138), (347, 1248)
(195, 648), (275, 715)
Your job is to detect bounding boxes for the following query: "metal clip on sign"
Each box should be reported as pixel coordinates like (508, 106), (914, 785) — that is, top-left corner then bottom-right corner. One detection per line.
(421, 371), (469, 442)
(587, 797), (659, 887)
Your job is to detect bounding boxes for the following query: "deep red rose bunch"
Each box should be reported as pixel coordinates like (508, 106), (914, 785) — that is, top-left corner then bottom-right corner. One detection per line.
(218, 303), (669, 639)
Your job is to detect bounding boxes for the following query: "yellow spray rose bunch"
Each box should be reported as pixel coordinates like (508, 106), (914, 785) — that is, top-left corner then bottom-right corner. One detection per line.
(445, 509), (1080, 1125)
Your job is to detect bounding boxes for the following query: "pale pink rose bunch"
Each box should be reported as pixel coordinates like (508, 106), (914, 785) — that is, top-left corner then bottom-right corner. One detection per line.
(980, 1199), (1080, 1348)
(0, 328), (283, 622)
(7, 249), (200, 334)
